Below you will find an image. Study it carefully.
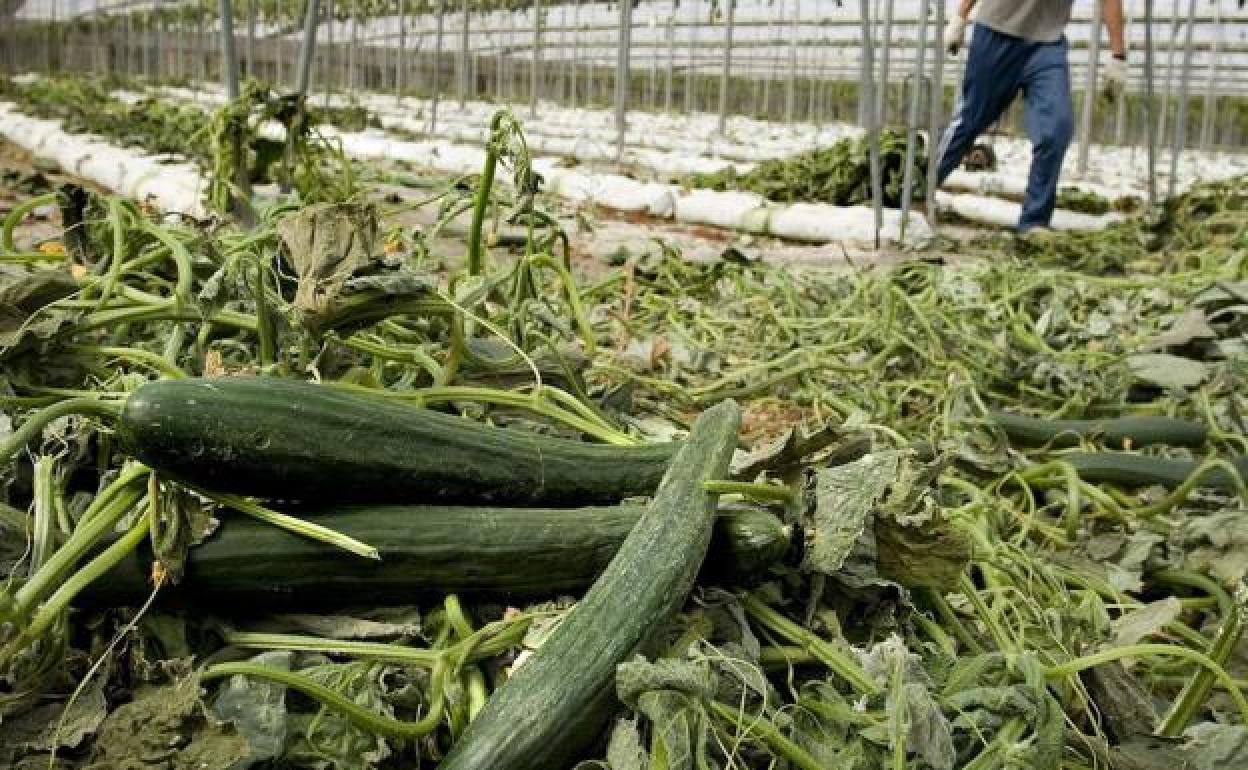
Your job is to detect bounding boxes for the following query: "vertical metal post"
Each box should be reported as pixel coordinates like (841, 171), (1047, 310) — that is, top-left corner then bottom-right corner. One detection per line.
(323, 0), (335, 101)
(665, 13), (674, 111)
(246, 0), (256, 77)
(458, 0), (470, 106)
(497, 9), (507, 103)
(1167, 0), (1196, 200)
(396, 0), (406, 98)
(717, 0), (734, 134)
(615, 0), (633, 161)
(196, 2), (207, 85)
(295, 0), (322, 97)
(1076, 0), (1104, 173)
(531, 0), (543, 116)
(1158, 0), (1181, 146)
(1144, 0), (1157, 206)
(219, 0), (252, 221)
(859, 0), (882, 248)
(926, 0), (945, 223)
(785, 0), (798, 125)
(1199, 1), (1221, 151)
(431, 0), (445, 131)
(572, 0), (582, 105)
(875, 0), (894, 126)
(685, 0), (696, 114)
(347, 0), (357, 88)
(899, 0), (929, 242)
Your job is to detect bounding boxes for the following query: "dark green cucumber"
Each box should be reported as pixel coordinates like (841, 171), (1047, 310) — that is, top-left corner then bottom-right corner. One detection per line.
(438, 400), (741, 770)
(1064, 452), (1248, 490)
(82, 503), (788, 608)
(991, 410), (1207, 449)
(117, 377), (679, 505)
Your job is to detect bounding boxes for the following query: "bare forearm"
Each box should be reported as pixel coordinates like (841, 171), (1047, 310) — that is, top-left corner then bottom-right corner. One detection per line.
(958, 0), (978, 19)
(1103, 0), (1126, 57)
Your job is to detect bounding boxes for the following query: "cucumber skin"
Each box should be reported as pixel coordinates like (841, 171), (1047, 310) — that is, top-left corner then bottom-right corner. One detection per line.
(437, 400), (742, 770)
(82, 504), (788, 608)
(1064, 452), (1248, 490)
(992, 411), (1208, 449)
(117, 377), (679, 506)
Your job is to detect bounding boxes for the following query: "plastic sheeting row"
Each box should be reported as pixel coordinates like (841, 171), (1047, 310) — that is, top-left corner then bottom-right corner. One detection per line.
(0, 101), (207, 217)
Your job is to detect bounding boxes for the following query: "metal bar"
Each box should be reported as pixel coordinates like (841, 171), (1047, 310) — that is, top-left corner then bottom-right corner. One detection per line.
(323, 0), (334, 102)
(1076, 0), (1104, 173)
(686, 0), (696, 114)
(785, 0), (798, 124)
(247, 0), (257, 77)
(396, 0), (405, 98)
(431, 0), (445, 131)
(665, 14), (674, 112)
(859, 0), (882, 248)
(295, 0), (322, 97)
(614, 0), (633, 161)
(1199, 1), (1221, 151)
(219, 0), (253, 222)
(1144, 0), (1157, 206)
(1158, 0), (1181, 146)
(717, 0), (735, 134)
(531, 0), (543, 116)
(899, 0), (929, 243)
(875, 0), (895, 126)
(926, 0), (945, 223)
(347, 0), (357, 89)
(458, 0), (469, 106)
(197, 3), (207, 84)
(1168, 0), (1197, 200)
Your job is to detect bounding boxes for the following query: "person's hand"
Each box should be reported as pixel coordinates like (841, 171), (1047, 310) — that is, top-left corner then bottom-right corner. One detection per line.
(1104, 54), (1128, 99)
(945, 15), (969, 55)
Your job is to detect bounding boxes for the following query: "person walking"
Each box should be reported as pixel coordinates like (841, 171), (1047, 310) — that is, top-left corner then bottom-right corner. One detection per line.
(938, 0), (1127, 233)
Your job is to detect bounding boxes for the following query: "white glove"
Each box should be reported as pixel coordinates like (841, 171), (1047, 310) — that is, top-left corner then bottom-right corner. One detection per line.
(1103, 55), (1128, 97)
(945, 16), (969, 55)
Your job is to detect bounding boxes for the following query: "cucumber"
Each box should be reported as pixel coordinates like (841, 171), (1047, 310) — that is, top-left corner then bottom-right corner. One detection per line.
(82, 503), (788, 608)
(117, 377), (679, 505)
(438, 400), (741, 770)
(1064, 452), (1248, 491)
(991, 410), (1207, 449)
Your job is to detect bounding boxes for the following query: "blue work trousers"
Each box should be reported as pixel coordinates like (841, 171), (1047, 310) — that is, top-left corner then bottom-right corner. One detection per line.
(936, 24), (1075, 231)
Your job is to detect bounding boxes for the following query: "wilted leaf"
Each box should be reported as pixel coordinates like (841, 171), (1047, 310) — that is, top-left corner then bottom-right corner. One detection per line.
(604, 718), (648, 770)
(1182, 723), (1248, 770)
(801, 453), (899, 575)
(1145, 307), (1218, 351)
(1108, 598), (1182, 651)
(1128, 353), (1209, 390)
(211, 651), (291, 768)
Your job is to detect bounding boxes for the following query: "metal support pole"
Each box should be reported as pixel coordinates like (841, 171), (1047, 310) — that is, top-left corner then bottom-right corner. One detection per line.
(572, 0), (583, 105)
(615, 0), (633, 161)
(875, 0), (894, 127)
(1199, 1), (1221, 152)
(685, 0), (696, 114)
(665, 14), (674, 112)
(717, 0), (734, 134)
(323, 0), (334, 102)
(295, 0), (322, 97)
(785, 0), (798, 125)
(1076, 0), (1104, 174)
(396, 0), (406, 98)
(431, 0), (445, 131)
(859, 0), (882, 248)
(1144, 0), (1157, 206)
(458, 0), (470, 107)
(1158, 0), (1180, 146)
(347, 0), (357, 89)
(219, 0), (252, 221)
(926, 0), (946, 223)
(899, 0), (929, 243)
(530, 0), (543, 117)
(246, 0), (257, 77)
(1167, 0), (1196, 200)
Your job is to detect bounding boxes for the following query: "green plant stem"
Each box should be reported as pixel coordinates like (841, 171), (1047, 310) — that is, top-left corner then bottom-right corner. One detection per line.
(703, 480), (796, 505)
(1045, 643), (1248, 725)
(741, 594), (880, 695)
(467, 112), (506, 276)
(202, 661), (448, 739)
(185, 485), (380, 560)
(0, 398), (123, 466)
(1157, 585), (1247, 736)
(1, 192), (59, 253)
(706, 700), (825, 770)
(66, 345), (187, 379)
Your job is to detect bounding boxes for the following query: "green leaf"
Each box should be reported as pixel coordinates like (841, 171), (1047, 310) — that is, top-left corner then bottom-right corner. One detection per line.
(1128, 353), (1209, 390)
